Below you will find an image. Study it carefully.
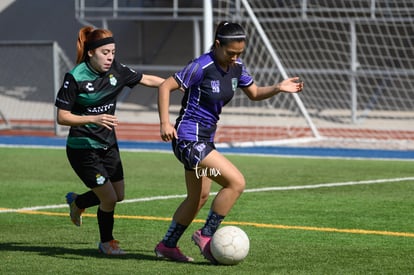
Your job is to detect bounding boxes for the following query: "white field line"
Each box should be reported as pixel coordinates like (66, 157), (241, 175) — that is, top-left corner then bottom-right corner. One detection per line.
(1, 177), (413, 214)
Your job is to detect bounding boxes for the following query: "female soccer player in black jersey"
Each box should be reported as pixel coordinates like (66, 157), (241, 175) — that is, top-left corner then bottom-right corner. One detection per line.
(154, 21), (303, 263)
(55, 26), (164, 255)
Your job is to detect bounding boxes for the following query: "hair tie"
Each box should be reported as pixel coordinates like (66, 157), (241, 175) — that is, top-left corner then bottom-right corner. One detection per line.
(217, 34), (246, 39)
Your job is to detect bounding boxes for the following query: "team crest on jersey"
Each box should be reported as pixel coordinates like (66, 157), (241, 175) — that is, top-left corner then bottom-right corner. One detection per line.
(194, 142), (206, 152)
(96, 174), (105, 185)
(109, 74), (117, 86)
(232, 78), (238, 91)
(211, 80), (220, 93)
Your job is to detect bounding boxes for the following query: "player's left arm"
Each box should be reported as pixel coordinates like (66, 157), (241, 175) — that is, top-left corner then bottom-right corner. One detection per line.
(241, 77), (303, 101)
(57, 109), (118, 130)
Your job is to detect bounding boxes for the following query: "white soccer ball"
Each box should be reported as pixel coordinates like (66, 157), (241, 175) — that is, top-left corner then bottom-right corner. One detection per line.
(210, 226), (250, 265)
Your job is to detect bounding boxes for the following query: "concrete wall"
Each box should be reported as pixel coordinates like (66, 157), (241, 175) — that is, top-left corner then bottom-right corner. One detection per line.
(0, 0), (198, 105)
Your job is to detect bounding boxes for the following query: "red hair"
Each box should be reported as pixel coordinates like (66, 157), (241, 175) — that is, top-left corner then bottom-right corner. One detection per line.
(76, 26), (113, 64)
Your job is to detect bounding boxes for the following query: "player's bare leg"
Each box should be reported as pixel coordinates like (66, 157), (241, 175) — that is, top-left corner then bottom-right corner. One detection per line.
(192, 149), (245, 263)
(200, 150), (246, 216)
(172, 173), (212, 226)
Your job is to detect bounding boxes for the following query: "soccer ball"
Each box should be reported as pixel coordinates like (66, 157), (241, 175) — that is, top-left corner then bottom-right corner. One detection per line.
(210, 226), (250, 265)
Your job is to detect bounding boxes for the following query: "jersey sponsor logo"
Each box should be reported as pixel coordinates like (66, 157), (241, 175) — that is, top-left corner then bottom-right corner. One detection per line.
(109, 74), (117, 86)
(63, 80), (70, 89)
(211, 80), (220, 93)
(85, 82), (94, 92)
(87, 103), (114, 113)
(232, 78), (238, 91)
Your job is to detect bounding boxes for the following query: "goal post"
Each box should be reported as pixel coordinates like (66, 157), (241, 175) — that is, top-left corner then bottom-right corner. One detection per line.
(213, 0), (414, 150)
(240, 0), (321, 140)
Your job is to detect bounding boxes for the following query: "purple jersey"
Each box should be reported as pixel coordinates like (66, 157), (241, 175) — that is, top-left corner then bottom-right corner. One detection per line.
(174, 51), (254, 142)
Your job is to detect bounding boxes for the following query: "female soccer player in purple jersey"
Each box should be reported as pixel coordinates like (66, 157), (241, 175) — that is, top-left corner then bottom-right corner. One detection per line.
(55, 26), (164, 255)
(154, 21), (303, 263)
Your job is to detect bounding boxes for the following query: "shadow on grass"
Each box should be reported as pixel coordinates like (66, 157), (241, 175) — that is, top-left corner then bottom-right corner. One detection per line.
(0, 242), (156, 260)
(0, 242), (211, 265)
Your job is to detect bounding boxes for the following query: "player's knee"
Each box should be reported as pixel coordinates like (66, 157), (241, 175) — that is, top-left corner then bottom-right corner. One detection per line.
(100, 195), (118, 207)
(237, 177), (246, 194)
(116, 193), (125, 202)
(232, 175), (246, 195)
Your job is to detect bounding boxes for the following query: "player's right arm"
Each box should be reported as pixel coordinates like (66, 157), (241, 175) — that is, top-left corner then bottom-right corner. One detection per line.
(158, 76), (179, 141)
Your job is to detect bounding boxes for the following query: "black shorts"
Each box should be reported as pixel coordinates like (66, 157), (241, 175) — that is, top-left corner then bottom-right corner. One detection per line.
(172, 139), (216, 170)
(66, 144), (124, 188)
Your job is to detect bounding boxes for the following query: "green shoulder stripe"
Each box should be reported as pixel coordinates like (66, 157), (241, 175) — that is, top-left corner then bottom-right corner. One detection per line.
(70, 63), (98, 82)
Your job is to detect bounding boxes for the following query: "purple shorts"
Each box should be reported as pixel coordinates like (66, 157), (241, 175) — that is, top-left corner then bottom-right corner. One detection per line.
(172, 139), (216, 170)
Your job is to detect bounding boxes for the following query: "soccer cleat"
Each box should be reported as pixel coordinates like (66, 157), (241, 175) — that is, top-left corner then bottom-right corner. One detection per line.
(65, 192), (84, 227)
(191, 229), (218, 264)
(98, 240), (127, 255)
(154, 241), (194, 262)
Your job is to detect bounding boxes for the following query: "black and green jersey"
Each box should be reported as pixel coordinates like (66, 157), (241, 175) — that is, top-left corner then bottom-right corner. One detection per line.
(55, 60), (142, 149)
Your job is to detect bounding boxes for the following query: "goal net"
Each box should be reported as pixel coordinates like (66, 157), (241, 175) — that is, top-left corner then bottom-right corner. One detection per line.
(214, 0), (414, 150)
(0, 41), (73, 136)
